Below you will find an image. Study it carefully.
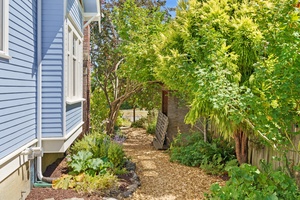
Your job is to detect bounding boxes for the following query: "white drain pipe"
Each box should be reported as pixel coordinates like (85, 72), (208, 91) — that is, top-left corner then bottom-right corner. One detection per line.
(36, 0), (56, 183)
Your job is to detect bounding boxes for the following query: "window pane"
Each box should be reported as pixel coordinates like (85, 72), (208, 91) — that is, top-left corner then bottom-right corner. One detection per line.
(73, 37), (76, 55)
(68, 28), (71, 53)
(0, 0), (3, 51)
(73, 59), (76, 97)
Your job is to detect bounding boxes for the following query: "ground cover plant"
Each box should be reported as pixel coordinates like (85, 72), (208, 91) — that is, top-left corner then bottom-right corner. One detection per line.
(206, 160), (300, 199)
(170, 132), (238, 175)
(53, 131), (128, 194)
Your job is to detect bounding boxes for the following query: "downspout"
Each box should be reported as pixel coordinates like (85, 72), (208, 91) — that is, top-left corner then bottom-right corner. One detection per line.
(36, 0), (57, 184)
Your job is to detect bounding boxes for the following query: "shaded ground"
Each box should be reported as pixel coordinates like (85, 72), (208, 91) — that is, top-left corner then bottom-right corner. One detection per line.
(26, 128), (225, 200)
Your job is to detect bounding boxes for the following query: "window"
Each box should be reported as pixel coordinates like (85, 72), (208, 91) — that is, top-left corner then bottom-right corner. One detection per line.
(66, 21), (83, 104)
(0, 0), (10, 59)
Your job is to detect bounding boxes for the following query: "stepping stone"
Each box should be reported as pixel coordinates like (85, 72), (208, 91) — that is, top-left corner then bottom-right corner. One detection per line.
(137, 155), (151, 160)
(143, 171), (158, 177)
(141, 160), (156, 169)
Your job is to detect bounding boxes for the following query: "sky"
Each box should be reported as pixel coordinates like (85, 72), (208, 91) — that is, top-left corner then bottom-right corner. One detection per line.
(165, 0), (177, 17)
(165, 0), (177, 8)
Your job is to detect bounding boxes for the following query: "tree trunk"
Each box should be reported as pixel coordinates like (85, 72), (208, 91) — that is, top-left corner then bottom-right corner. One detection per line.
(203, 117), (208, 142)
(234, 129), (248, 164)
(133, 106), (136, 122)
(106, 102), (122, 135)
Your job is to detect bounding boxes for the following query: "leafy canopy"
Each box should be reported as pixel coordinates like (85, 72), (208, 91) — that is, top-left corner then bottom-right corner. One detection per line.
(154, 0), (300, 149)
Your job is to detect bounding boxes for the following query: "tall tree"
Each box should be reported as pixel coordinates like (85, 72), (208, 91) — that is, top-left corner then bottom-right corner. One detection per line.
(154, 0), (300, 164)
(90, 0), (166, 134)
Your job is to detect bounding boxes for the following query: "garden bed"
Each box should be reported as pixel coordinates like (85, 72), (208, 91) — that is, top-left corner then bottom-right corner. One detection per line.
(26, 128), (226, 200)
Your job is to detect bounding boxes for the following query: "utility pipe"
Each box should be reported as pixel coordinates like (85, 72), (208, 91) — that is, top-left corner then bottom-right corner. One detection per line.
(36, 0), (57, 183)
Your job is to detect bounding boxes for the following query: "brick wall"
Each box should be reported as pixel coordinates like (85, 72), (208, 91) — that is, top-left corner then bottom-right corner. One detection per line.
(165, 93), (192, 145)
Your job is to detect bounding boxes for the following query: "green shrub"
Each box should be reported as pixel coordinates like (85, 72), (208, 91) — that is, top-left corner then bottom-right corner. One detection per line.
(206, 161), (300, 199)
(69, 130), (126, 172)
(69, 131), (111, 159)
(108, 142), (125, 168)
(146, 122), (156, 134)
(170, 133), (237, 175)
(171, 132), (204, 147)
(90, 89), (109, 132)
(131, 117), (147, 128)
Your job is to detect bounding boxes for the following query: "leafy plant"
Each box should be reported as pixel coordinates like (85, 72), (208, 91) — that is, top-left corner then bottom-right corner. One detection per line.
(53, 173), (117, 194)
(68, 151), (113, 176)
(108, 142), (125, 168)
(206, 161), (300, 199)
(170, 133), (237, 175)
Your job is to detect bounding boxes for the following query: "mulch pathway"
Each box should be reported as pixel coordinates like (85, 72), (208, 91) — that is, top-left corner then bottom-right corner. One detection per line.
(26, 128), (225, 200)
(122, 128), (225, 200)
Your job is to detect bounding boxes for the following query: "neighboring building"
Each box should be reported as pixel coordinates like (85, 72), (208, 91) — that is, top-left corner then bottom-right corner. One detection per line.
(0, 0), (100, 199)
(153, 89), (205, 149)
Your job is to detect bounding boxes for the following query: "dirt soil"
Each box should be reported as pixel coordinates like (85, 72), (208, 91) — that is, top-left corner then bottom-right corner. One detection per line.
(26, 128), (225, 200)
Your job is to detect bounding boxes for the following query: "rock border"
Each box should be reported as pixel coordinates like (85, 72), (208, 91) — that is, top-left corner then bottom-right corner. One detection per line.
(106, 160), (141, 199)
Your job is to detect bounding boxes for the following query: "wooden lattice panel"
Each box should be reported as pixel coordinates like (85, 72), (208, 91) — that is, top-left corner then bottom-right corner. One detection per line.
(153, 112), (168, 149)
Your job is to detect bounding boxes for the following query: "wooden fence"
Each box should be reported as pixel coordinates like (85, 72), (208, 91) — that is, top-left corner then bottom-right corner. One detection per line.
(248, 135), (300, 169)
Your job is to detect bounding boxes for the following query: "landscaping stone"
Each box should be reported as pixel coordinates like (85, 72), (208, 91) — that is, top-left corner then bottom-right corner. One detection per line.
(125, 160), (136, 171)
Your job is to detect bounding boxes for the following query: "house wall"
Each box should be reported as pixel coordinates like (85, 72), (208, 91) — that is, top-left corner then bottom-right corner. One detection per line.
(0, 0), (37, 161)
(0, 0), (37, 199)
(65, 0), (84, 136)
(67, 0), (83, 32)
(66, 102), (82, 134)
(41, 0), (64, 138)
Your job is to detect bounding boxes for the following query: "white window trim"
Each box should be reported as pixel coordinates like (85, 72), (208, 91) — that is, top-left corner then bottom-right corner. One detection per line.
(0, 0), (11, 59)
(65, 19), (84, 105)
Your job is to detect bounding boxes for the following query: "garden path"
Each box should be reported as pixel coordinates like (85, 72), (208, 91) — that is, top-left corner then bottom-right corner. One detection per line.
(122, 128), (225, 200)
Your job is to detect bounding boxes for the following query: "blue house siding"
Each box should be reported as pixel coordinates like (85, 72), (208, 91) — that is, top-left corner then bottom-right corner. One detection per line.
(65, 0), (84, 136)
(67, 0), (83, 32)
(0, 0), (37, 160)
(66, 103), (82, 134)
(41, 0), (64, 138)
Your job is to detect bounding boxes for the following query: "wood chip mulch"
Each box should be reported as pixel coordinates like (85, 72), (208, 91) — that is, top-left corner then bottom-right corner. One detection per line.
(122, 128), (225, 200)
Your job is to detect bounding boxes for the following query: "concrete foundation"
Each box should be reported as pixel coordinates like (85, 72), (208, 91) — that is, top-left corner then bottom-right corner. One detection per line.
(0, 162), (31, 200)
